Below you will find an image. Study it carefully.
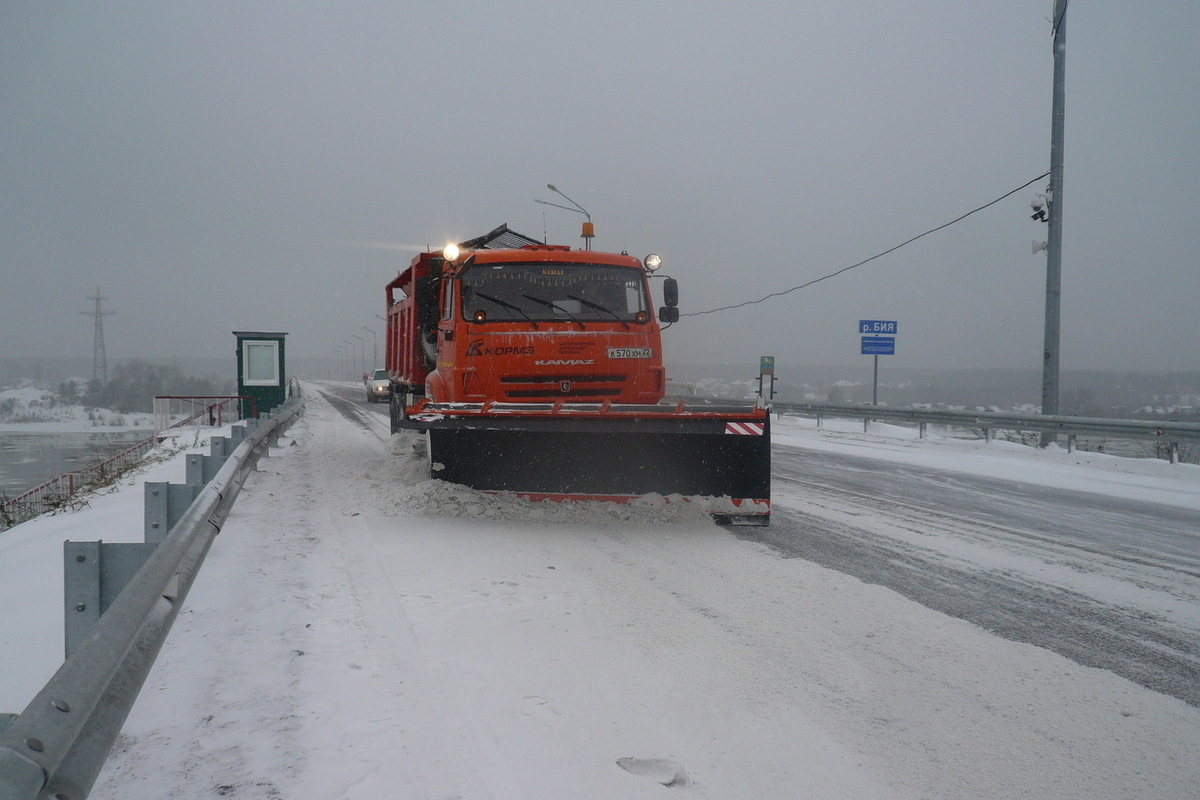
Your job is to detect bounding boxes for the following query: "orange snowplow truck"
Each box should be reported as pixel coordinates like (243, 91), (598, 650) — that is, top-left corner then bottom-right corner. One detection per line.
(384, 224), (770, 525)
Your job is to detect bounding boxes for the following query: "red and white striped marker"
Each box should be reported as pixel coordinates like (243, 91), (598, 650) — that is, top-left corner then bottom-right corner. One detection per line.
(724, 421), (764, 435)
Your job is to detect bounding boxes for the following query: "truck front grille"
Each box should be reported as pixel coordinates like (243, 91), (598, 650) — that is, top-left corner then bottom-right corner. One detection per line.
(500, 374), (624, 384)
(505, 387), (623, 399)
(500, 373), (626, 400)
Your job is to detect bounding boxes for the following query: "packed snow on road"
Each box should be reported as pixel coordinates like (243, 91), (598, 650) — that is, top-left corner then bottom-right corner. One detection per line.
(1, 383), (1197, 799)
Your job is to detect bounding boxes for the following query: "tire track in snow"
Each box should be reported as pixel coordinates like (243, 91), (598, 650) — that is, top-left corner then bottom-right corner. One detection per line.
(746, 453), (1200, 707)
(315, 389), (390, 443)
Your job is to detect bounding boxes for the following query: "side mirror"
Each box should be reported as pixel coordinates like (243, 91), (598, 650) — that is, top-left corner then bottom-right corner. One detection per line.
(662, 277), (679, 307)
(658, 306), (679, 324)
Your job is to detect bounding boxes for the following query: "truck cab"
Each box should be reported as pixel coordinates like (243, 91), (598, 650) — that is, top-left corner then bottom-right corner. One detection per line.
(385, 228), (677, 412)
(426, 247), (666, 405)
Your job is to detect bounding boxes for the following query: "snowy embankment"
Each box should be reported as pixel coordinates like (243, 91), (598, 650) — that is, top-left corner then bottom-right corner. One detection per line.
(0, 386), (153, 432)
(2, 385), (1198, 799)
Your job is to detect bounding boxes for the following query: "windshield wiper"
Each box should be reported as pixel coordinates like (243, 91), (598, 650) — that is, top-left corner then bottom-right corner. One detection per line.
(522, 293), (585, 330)
(474, 291), (539, 329)
(568, 294), (630, 330)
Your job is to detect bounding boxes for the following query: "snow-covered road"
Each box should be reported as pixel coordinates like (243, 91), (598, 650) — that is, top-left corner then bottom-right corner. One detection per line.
(763, 446), (1200, 706)
(7, 382), (1198, 798)
(335, 380), (1200, 705)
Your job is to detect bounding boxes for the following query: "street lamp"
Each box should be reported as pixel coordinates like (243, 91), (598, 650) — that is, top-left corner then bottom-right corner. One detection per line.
(351, 335), (365, 378)
(362, 325), (377, 367)
(535, 183), (595, 250)
(336, 345), (349, 380)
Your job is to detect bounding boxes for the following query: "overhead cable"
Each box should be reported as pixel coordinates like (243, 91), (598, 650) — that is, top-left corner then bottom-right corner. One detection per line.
(681, 171), (1053, 318)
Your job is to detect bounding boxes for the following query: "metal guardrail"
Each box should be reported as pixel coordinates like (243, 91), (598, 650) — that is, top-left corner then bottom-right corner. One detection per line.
(0, 395), (304, 800)
(772, 402), (1200, 462)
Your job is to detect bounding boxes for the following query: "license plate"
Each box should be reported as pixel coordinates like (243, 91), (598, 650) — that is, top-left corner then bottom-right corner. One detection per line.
(608, 347), (653, 359)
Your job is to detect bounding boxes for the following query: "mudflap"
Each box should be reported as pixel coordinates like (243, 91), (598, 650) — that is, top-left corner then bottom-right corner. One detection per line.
(421, 413), (771, 525)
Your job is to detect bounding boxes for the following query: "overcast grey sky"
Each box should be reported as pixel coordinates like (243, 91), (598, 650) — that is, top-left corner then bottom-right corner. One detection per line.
(2, 1), (1197, 376)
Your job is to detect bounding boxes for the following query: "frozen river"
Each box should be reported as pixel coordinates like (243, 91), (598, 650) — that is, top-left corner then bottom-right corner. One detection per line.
(0, 429), (151, 498)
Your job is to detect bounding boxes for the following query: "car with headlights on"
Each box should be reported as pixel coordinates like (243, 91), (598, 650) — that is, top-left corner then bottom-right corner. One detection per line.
(365, 368), (391, 403)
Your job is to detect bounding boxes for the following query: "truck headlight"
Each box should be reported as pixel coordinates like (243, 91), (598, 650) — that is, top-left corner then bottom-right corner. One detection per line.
(643, 253), (662, 272)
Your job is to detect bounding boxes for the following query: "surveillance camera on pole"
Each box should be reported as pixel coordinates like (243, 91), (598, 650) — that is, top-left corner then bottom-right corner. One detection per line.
(1030, 192), (1050, 222)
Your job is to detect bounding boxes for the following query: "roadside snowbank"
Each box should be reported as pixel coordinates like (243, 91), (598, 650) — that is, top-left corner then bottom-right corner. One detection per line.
(772, 413), (1200, 511)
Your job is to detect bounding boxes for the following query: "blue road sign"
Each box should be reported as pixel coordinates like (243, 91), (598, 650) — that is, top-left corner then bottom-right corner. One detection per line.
(859, 320), (897, 335)
(861, 336), (896, 355)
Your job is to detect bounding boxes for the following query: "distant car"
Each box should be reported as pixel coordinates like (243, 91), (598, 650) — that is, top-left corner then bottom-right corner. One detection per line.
(365, 368), (391, 403)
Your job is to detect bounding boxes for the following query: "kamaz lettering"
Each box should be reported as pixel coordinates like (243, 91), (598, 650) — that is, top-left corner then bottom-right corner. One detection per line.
(534, 359), (595, 366)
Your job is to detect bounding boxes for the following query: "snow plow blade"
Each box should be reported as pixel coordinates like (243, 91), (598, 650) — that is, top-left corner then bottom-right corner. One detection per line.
(402, 402), (771, 525)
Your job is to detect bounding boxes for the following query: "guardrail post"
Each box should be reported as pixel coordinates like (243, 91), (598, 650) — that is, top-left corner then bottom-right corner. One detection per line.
(268, 424), (284, 448)
(1067, 434), (1077, 453)
(144, 482), (202, 545)
(64, 541), (158, 658)
(185, 453), (222, 486)
(242, 419), (262, 451)
(210, 436), (233, 459)
(63, 541), (100, 658)
(1170, 441), (1179, 464)
(144, 483), (168, 543)
(919, 422), (927, 439)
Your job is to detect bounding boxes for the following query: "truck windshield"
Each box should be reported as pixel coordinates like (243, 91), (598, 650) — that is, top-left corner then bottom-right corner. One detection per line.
(459, 262), (649, 324)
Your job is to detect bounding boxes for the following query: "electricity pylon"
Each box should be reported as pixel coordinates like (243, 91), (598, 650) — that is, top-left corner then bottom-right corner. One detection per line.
(81, 288), (116, 384)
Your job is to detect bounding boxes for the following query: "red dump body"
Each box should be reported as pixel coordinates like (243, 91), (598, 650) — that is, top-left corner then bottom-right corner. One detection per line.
(383, 253), (434, 393)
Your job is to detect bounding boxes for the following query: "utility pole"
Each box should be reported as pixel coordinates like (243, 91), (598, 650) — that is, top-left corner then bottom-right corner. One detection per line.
(80, 287), (116, 384)
(351, 335), (365, 377)
(1041, 0), (1068, 444)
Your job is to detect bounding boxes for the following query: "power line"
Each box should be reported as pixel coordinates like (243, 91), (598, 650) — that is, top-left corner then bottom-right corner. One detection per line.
(681, 171), (1052, 318)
